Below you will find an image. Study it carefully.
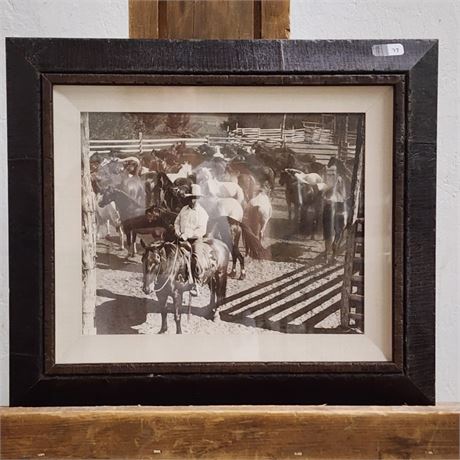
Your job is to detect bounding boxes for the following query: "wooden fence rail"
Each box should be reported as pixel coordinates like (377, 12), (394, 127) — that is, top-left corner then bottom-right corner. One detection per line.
(89, 126), (344, 155)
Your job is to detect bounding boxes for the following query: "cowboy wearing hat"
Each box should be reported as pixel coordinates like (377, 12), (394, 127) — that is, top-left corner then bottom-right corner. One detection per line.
(174, 184), (209, 296)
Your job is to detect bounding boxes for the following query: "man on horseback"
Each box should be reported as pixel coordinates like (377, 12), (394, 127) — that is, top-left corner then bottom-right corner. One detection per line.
(174, 184), (209, 296)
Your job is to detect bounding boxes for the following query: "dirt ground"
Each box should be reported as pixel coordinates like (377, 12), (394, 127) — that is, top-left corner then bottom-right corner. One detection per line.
(94, 185), (343, 335)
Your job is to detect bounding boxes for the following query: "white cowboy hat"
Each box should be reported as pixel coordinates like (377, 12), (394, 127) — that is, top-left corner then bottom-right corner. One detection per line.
(213, 151), (226, 159)
(184, 183), (204, 198)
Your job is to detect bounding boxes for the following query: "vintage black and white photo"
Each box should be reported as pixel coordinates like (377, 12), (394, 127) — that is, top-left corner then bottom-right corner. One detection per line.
(85, 111), (365, 336)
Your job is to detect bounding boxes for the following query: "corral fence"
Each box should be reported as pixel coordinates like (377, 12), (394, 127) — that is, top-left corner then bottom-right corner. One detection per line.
(89, 125), (356, 164)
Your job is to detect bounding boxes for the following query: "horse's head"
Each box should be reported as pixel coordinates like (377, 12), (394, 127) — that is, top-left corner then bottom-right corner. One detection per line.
(99, 187), (115, 207)
(280, 169), (296, 186)
(141, 240), (164, 295)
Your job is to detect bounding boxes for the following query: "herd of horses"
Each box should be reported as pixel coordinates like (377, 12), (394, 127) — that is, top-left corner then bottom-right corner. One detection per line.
(91, 140), (351, 334)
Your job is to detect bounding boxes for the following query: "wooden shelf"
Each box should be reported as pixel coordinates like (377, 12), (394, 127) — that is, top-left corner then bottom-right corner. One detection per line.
(1, 405), (459, 459)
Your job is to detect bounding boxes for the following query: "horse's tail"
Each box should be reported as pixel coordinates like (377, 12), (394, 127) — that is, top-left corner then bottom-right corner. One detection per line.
(238, 217), (269, 260)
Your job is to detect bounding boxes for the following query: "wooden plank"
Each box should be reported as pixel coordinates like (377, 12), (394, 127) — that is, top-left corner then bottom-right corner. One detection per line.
(1, 406), (459, 459)
(349, 294), (364, 304)
(261, 0), (290, 38)
(129, 0), (159, 39)
(130, 0), (290, 39)
(159, 0), (254, 39)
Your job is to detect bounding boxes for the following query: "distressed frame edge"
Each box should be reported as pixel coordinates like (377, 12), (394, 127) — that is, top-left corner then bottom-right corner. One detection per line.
(43, 72), (404, 376)
(5, 38), (437, 406)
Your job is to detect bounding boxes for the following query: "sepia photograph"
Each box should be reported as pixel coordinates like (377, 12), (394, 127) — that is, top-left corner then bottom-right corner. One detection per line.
(85, 111), (365, 337)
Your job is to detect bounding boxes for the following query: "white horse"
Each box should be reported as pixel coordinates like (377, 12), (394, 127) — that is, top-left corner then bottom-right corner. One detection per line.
(199, 196), (244, 222)
(245, 190), (273, 242)
(198, 167), (245, 206)
(166, 162), (192, 183)
(95, 193), (123, 245)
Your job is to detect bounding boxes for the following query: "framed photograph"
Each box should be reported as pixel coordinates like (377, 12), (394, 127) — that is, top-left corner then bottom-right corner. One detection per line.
(7, 39), (437, 405)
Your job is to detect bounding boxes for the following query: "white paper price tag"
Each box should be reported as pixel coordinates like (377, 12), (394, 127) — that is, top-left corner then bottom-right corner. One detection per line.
(372, 43), (405, 57)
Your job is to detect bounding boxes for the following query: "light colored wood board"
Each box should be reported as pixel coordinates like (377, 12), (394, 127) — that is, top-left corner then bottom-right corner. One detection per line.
(1, 406), (459, 459)
(261, 0), (290, 39)
(129, 0), (159, 38)
(159, 0), (254, 39)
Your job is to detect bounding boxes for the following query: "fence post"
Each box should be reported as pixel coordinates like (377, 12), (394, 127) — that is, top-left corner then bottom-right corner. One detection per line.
(138, 131), (143, 154)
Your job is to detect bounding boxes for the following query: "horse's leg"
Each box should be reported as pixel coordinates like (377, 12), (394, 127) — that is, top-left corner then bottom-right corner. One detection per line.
(133, 232), (137, 255)
(173, 290), (182, 334)
(158, 294), (168, 334)
(218, 271), (228, 307)
(236, 246), (245, 280)
(126, 230), (134, 257)
(233, 225), (245, 280)
(229, 243), (238, 278)
(286, 192), (292, 221)
(294, 203), (299, 228)
(313, 198), (323, 240)
(208, 278), (216, 320)
(322, 202), (333, 263)
(119, 227), (125, 250)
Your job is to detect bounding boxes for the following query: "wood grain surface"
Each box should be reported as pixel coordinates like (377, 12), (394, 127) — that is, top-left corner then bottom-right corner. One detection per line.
(128, 0), (290, 39)
(261, 0), (290, 38)
(1, 406), (459, 459)
(129, 0), (159, 38)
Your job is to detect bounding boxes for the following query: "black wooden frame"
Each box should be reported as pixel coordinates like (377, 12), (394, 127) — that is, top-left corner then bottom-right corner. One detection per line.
(7, 39), (437, 406)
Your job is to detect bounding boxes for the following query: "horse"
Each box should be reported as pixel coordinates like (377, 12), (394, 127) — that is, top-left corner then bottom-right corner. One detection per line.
(141, 150), (167, 172)
(93, 157), (147, 206)
(99, 187), (146, 255)
(299, 184), (323, 239)
(238, 173), (258, 202)
(151, 172), (190, 212)
(200, 196), (268, 279)
(95, 193), (122, 242)
(166, 162), (193, 183)
(150, 179), (266, 279)
(120, 205), (179, 255)
(142, 171), (159, 208)
(141, 238), (229, 333)
(197, 167), (245, 206)
(228, 160), (275, 192)
(280, 169), (325, 231)
(279, 169), (301, 222)
(243, 190), (272, 243)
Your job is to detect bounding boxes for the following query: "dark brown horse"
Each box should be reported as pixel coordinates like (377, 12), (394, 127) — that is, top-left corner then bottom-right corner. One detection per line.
(99, 187), (146, 255)
(121, 206), (177, 256)
(141, 239), (229, 333)
(279, 169), (300, 222)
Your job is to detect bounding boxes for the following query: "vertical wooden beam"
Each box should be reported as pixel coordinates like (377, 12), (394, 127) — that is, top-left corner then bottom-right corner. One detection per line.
(81, 112), (97, 335)
(129, 0), (159, 39)
(261, 0), (290, 39)
(159, 0), (255, 39)
(129, 0), (290, 39)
